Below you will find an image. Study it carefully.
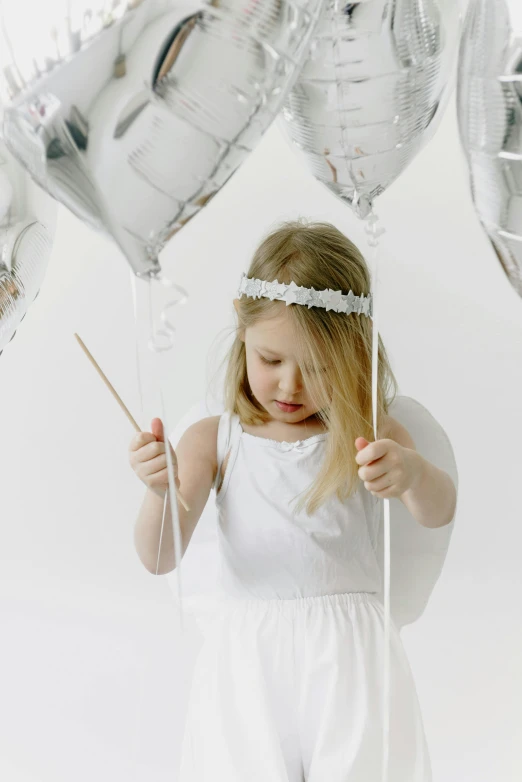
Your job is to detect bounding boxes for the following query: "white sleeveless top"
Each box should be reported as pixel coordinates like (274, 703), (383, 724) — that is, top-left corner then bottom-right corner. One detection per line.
(212, 411), (383, 600)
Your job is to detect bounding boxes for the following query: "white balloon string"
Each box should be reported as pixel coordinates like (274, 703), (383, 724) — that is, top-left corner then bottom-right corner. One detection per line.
(129, 271), (187, 776)
(160, 386), (185, 634)
(364, 210), (390, 782)
(128, 271), (149, 773)
(129, 271), (145, 430)
(145, 273), (187, 633)
(147, 272), (188, 353)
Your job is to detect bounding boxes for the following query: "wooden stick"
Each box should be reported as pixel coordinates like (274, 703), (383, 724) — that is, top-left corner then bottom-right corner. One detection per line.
(74, 333), (190, 512)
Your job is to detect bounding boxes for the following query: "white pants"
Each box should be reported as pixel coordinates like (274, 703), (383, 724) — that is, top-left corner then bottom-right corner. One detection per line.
(178, 592), (432, 782)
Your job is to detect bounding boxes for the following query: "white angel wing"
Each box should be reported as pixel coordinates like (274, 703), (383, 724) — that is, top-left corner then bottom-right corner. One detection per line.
(374, 396), (458, 629)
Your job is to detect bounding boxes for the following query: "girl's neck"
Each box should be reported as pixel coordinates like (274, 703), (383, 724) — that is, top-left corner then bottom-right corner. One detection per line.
(240, 413), (327, 443)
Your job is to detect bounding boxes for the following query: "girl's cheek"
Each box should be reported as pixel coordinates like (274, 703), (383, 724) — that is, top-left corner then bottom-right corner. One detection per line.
(257, 371), (272, 391)
(248, 365), (268, 394)
(260, 373), (277, 396)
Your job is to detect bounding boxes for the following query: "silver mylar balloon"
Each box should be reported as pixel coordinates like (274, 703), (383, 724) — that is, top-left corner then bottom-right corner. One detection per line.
(0, 137), (55, 354)
(0, 0), (324, 278)
(279, 0), (462, 219)
(457, 0), (522, 297)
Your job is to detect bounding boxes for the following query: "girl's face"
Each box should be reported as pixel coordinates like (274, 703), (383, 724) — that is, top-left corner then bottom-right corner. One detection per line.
(240, 304), (328, 424)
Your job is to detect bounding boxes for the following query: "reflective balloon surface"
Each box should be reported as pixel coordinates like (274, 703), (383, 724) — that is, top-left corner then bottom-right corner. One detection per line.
(0, 138), (55, 354)
(457, 0), (522, 297)
(0, 0), (324, 278)
(279, 0), (462, 219)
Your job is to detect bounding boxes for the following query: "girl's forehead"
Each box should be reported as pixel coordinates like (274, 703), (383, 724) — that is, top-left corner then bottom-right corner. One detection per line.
(248, 310), (294, 341)
(247, 314), (299, 352)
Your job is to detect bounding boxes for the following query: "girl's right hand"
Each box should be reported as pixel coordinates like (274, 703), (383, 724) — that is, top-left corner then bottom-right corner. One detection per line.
(128, 418), (180, 497)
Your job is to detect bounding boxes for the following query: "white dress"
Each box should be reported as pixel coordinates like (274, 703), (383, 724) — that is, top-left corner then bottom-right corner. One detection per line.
(177, 411), (432, 782)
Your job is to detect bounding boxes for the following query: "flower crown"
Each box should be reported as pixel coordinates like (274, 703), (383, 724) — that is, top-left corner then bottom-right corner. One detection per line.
(237, 273), (373, 318)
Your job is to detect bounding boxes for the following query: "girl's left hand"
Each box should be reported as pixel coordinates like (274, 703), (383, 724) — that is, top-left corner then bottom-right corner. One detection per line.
(354, 437), (423, 499)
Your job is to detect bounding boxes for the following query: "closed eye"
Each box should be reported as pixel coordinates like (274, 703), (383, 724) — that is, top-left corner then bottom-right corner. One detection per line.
(304, 365), (328, 373)
(260, 355), (280, 365)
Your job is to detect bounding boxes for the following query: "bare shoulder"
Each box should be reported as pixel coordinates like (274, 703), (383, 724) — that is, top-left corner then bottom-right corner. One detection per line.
(175, 415), (220, 469)
(382, 414), (416, 450)
(182, 414), (221, 439)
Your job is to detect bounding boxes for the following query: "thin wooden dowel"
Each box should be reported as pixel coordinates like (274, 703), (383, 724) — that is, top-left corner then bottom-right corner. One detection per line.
(74, 333), (190, 512)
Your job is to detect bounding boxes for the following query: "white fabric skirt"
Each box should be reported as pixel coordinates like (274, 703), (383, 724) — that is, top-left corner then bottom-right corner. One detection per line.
(178, 591), (432, 782)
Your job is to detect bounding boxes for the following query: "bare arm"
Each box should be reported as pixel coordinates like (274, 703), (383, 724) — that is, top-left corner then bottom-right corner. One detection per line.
(400, 455), (456, 529)
(133, 416), (220, 574)
(385, 415), (457, 529)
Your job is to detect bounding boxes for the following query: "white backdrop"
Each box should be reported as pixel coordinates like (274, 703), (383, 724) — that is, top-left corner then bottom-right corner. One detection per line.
(1, 98), (522, 782)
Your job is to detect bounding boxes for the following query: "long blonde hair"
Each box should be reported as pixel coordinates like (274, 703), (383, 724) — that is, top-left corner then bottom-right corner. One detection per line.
(222, 219), (398, 515)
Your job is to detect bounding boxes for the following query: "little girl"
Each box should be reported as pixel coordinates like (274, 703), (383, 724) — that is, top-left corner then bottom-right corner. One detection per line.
(129, 220), (456, 782)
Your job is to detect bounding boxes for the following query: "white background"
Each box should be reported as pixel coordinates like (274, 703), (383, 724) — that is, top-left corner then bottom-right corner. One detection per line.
(1, 97), (522, 782)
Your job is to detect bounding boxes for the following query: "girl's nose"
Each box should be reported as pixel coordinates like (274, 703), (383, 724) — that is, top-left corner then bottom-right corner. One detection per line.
(278, 366), (303, 396)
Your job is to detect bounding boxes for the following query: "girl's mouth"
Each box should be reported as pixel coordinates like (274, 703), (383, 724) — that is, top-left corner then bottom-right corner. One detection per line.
(275, 401), (303, 413)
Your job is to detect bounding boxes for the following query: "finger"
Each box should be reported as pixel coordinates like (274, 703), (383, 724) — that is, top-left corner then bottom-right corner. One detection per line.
(151, 418), (164, 442)
(140, 453), (177, 478)
(355, 441), (378, 465)
(129, 431), (156, 451)
(369, 486), (394, 499)
(135, 440), (165, 463)
(365, 472), (395, 493)
(141, 450), (178, 475)
(355, 437), (370, 452)
(358, 459), (390, 482)
(356, 438), (391, 466)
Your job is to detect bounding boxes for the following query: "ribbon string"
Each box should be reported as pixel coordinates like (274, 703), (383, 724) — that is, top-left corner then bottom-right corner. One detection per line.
(131, 270), (188, 631)
(364, 210), (390, 782)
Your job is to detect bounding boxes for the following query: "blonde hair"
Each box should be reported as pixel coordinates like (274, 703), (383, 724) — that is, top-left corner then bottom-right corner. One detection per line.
(222, 219), (398, 515)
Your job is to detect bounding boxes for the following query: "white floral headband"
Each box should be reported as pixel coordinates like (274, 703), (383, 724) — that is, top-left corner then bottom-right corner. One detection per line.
(237, 273), (373, 318)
